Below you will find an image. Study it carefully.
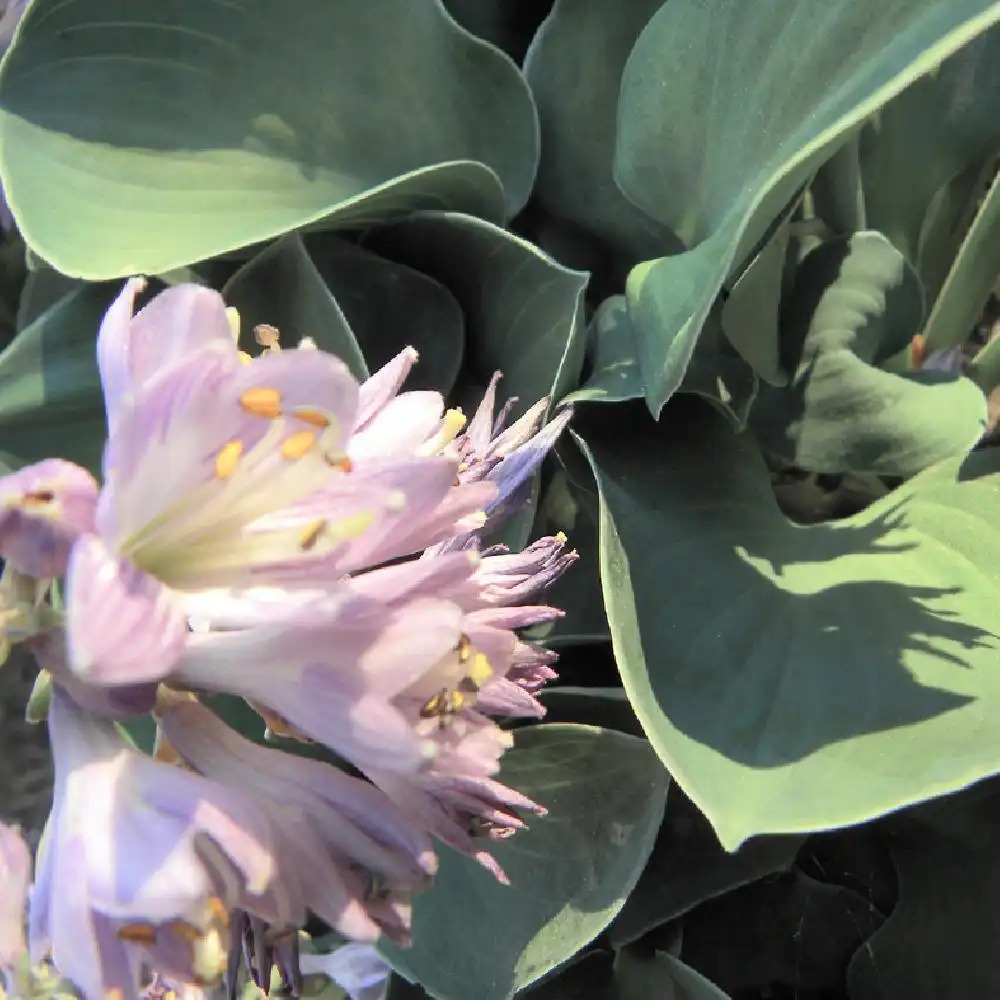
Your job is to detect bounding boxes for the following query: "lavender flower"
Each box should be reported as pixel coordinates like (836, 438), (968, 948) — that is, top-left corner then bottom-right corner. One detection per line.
(0, 279), (578, 997)
(32, 687), (283, 998)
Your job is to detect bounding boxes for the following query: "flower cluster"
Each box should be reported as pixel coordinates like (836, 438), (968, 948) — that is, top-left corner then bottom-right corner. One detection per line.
(0, 280), (575, 1000)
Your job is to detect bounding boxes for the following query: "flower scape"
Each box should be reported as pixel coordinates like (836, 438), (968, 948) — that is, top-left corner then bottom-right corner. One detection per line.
(0, 279), (576, 1000)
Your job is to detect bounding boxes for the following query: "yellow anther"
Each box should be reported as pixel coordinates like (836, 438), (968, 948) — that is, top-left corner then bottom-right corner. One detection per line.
(295, 408), (331, 428)
(281, 430), (317, 460)
(254, 323), (281, 351)
(167, 920), (201, 943)
(238, 351), (254, 365)
(117, 922), (158, 946)
(325, 452), (353, 473)
(239, 386), (283, 419)
(214, 440), (244, 480)
(467, 652), (494, 688)
(419, 687), (466, 720)
(555, 530), (568, 544)
(440, 408), (467, 447)
(299, 518), (326, 551)
(20, 490), (55, 507)
(206, 896), (229, 927)
(456, 633), (472, 664)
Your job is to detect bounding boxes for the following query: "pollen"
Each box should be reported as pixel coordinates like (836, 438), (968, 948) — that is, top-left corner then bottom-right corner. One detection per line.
(167, 920), (202, 943)
(325, 452), (353, 473)
(239, 386), (283, 419)
(467, 651), (494, 688)
(281, 430), (318, 460)
(117, 922), (158, 946)
(214, 439), (244, 479)
(254, 323), (282, 352)
(207, 896), (229, 926)
(296, 408), (331, 428)
(20, 490), (55, 507)
(299, 518), (326, 551)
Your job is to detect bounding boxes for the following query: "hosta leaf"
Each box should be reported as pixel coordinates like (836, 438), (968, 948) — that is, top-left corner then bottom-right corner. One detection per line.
(365, 212), (588, 418)
(221, 235), (367, 379)
(577, 397), (1000, 849)
(524, 0), (675, 271)
(682, 872), (882, 996)
(920, 166), (1000, 353)
(679, 303), (758, 432)
(380, 724), (668, 1000)
(615, 0), (1000, 414)
(562, 297), (644, 406)
(859, 28), (1000, 296)
(720, 220), (791, 387)
(0, 0), (533, 277)
(442, 0), (554, 64)
(609, 789), (804, 947)
(848, 781), (1000, 1000)
(967, 328), (1000, 392)
(751, 231), (986, 475)
(302, 233), (466, 394)
(810, 135), (867, 235)
(0, 283), (119, 475)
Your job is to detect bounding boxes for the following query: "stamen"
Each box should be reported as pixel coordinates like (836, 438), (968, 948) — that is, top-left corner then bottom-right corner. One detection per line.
(117, 923), (158, 946)
(207, 896), (229, 926)
(254, 324), (282, 352)
(167, 920), (202, 943)
(20, 490), (55, 507)
(280, 430), (317, 460)
(295, 408), (331, 428)
(457, 634), (472, 663)
(299, 518), (326, 551)
(238, 351), (254, 365)
(467, 652), (494, 688)
(214, 440), (244, 480)
(239, 387), (283, 419)
(324, 452), (353, 473)
(418, 408), (467, 456)
(420, 687), (467, 719)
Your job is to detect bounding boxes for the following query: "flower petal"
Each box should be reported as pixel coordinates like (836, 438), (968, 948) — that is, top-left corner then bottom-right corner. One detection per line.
(0, 459), (98, 577)
(355, 347), (419, 430)
(66, 535), (187, 685)
(98, 281), (239, 429)
(0, 822), (30, 968)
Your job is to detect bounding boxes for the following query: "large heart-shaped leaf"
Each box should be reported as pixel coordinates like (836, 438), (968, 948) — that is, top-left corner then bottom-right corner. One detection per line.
(523, 0), (675, 272)
(608, 789), (804, 947)
(0, 282), (120, 475)
(859, 28), (1000, 297)
(751, 231), (986, 475)
(365, 212), (588, 417)
(614, 0), (1000, 414)
(577, 397), (1000, 849)
(0, 0), (534, 277)
(848, 780), (1000, 1000)
(380, 724), (668, 1000)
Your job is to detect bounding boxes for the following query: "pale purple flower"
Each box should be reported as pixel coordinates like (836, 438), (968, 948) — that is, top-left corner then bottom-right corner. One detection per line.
(0, 459), (98, 578)
(32, 686), (285, 998)
(0, 821), (30, 973)
(0, 281), (488, 694)
(156, 693), (436, 944)
(300, 943), (390, 1000)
